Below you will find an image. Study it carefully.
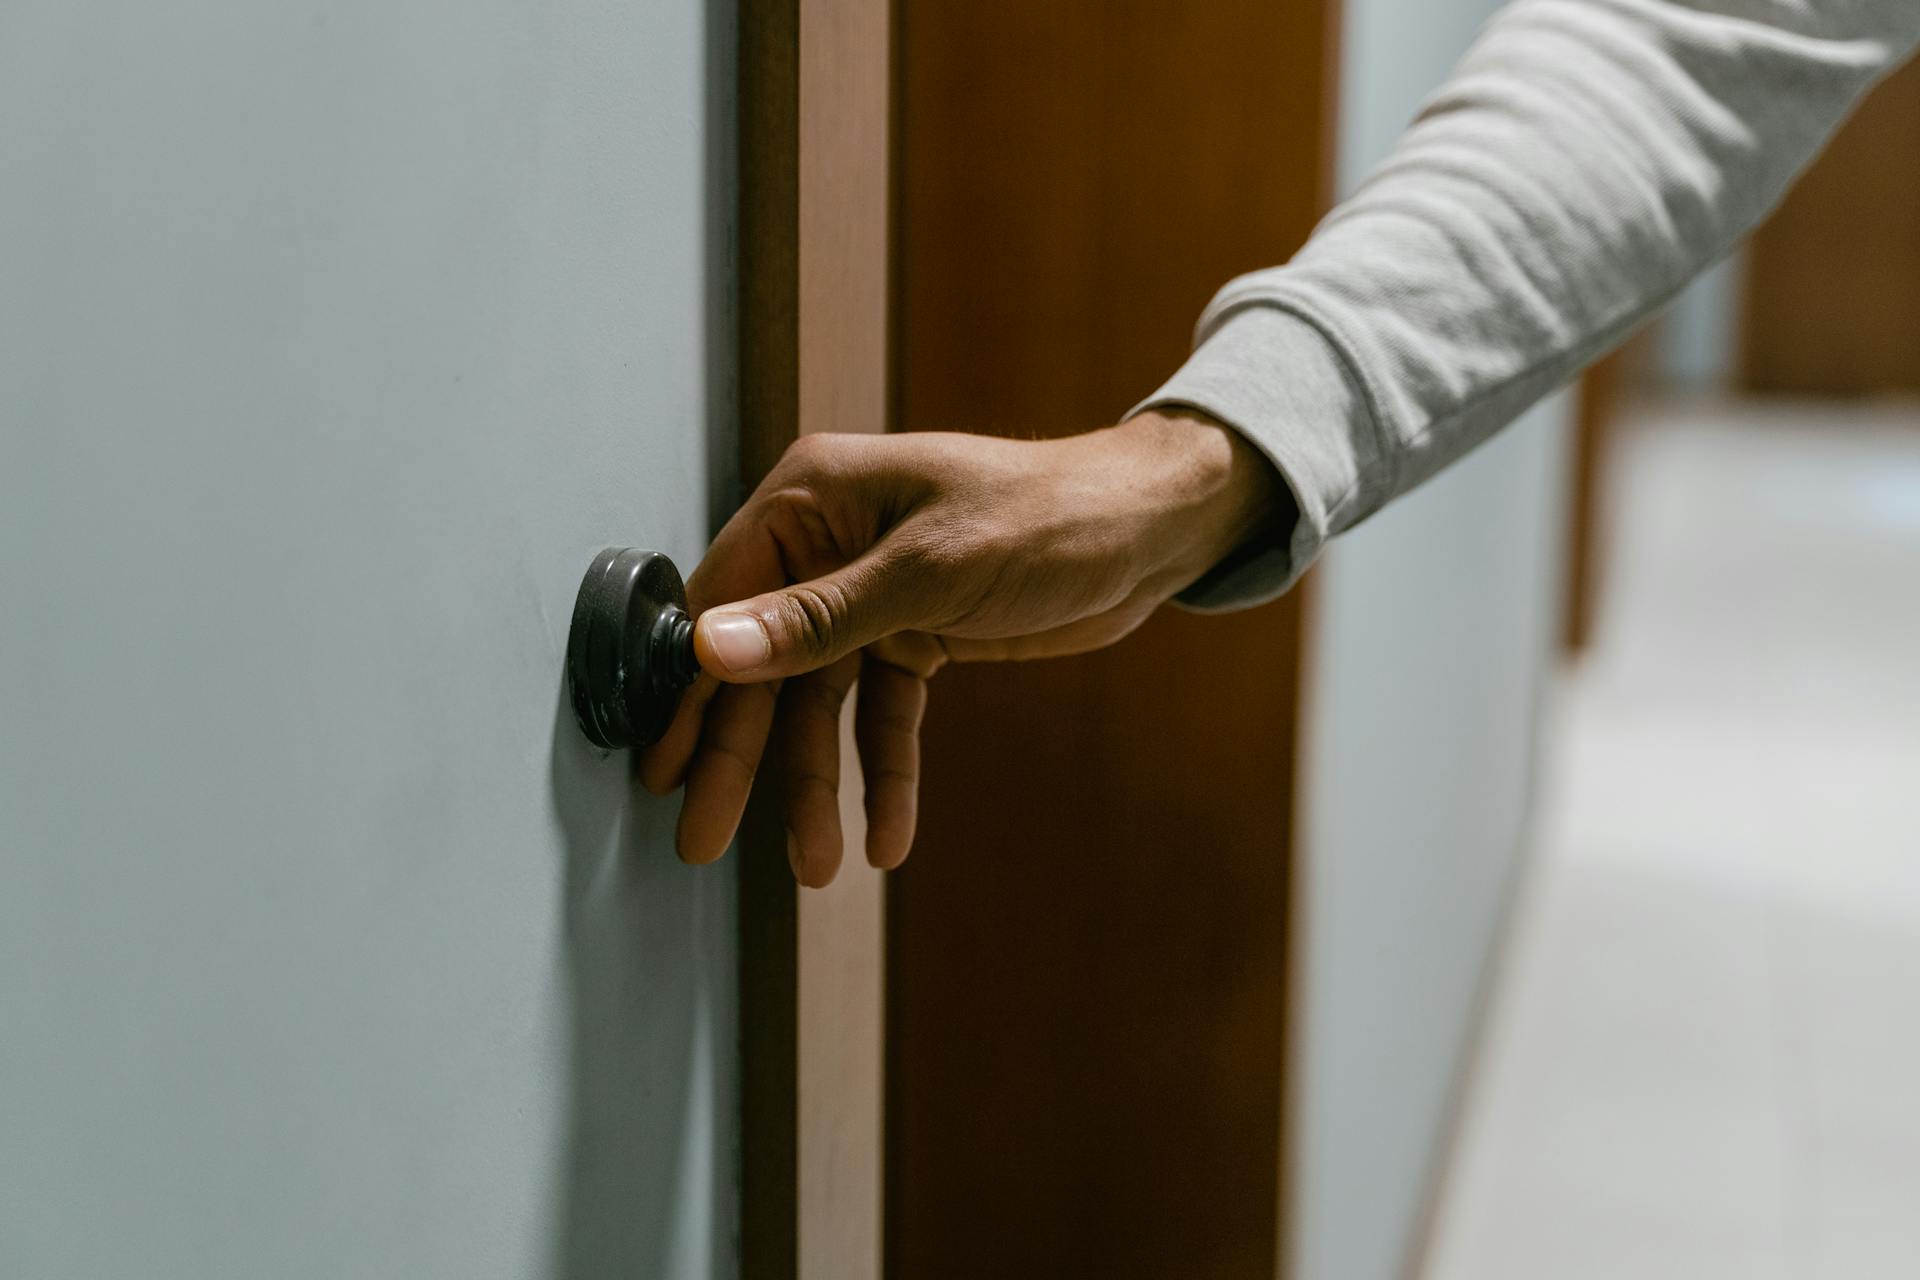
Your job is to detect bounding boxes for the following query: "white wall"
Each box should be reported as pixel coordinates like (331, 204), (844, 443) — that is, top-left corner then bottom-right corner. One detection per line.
(0, 3), (736, 1276)
(1289, 3), (1573, 1277)
(1651, 253), (1746, 391)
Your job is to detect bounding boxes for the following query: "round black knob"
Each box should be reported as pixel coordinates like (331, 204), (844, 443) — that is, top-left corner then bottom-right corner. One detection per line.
(566, 547), (700, 750)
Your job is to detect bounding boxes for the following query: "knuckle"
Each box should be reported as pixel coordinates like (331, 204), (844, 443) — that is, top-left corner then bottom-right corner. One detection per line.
(786, 766), (840, 799)
(779, 431), (846, 477)
(781, 433), (827, 468)
(776, 581), (845, 659)
(869, 707), (924, 738)
(760, 484), (844, 568)
(698, 741), (760, 789)
(790, 675), (850, 718)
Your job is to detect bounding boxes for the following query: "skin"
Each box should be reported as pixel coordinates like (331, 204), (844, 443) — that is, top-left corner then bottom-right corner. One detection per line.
(637, 408), (1286, 887)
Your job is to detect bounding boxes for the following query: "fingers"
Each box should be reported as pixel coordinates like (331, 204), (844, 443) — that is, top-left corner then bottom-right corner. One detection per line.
(675, 680), (780, 865)
(937, 601), (1158, 664)
(682, 433), (875, 616)
(637, 672), (721, 795)
(694, 547), (934, 684)
(647, 431), (947, 877)
(776, 653), (862, 888)
(651, 458), (872, 870)
(855, 657), (929, 870)
(683, 495), (797, 615)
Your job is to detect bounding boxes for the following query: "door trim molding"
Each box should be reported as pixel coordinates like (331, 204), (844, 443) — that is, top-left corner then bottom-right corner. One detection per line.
(737, 2), (890, 1277)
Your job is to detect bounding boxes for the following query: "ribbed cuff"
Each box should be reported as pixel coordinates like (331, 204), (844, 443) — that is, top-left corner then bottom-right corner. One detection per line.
(1129, 305), (1375, 612)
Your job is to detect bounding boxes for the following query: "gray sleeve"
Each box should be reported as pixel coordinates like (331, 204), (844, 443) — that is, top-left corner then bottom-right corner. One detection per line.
(1137, 0), (1920, 612)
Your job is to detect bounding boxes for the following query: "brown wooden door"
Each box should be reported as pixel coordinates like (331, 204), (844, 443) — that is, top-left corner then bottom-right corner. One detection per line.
(885, 5), (1339, 1277)
(1742, 57), (1920, 394)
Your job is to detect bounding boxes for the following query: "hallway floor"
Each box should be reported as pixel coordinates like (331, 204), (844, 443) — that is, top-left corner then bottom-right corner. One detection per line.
(1423, 397), (1920, 1279)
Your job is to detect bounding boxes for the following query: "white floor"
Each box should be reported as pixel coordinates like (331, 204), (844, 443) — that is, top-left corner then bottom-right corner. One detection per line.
(1423, 398), (1920, 1280)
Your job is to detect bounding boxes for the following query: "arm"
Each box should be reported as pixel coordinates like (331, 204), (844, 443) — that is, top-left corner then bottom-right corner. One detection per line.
(649, 0), (1920, 883)
(1147, 0), (1920, 609)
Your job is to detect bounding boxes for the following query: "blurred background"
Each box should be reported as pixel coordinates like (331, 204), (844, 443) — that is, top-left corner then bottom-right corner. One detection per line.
(1419, 45), (1920, 1280)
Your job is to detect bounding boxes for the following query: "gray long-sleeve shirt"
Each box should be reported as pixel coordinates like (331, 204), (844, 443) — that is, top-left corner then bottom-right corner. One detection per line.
(1139, 0), (1920, 611)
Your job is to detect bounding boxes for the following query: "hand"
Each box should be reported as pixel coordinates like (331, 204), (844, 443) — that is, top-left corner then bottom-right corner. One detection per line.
(637, 409), (1283, 886)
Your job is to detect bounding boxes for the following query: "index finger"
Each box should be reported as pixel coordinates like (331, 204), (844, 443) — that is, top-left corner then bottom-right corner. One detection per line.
(636, 496), (791, 789)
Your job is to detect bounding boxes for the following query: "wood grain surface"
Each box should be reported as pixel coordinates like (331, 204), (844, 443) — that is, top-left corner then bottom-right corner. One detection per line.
(886, 5), (1339, 1276)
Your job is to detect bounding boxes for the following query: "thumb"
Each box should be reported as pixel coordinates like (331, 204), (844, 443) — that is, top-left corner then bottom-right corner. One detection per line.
(694, 552), (924, 682)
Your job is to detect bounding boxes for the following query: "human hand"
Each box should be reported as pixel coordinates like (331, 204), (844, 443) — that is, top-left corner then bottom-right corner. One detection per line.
(637, 409), (1283, 886)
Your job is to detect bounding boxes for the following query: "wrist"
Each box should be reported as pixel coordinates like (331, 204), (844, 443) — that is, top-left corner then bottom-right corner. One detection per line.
(1108, 409), (1287, 591)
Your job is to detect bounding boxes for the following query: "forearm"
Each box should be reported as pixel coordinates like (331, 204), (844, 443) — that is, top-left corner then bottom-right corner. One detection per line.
(1140, 0), (1920, 610)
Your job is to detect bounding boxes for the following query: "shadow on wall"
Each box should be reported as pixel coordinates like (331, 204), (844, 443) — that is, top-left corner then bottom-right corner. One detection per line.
(546, 0), (739, 1272)
(545, 678), (734, 1279)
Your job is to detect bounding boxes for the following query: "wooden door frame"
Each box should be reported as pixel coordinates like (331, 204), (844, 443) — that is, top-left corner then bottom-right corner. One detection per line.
(736, 2), (890, 1277)
(1562, 350), (1624, 654)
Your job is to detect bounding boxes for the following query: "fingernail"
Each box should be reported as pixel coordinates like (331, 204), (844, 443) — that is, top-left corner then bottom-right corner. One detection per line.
(702, 612), (770, 674)
(786, 830), (807, 883)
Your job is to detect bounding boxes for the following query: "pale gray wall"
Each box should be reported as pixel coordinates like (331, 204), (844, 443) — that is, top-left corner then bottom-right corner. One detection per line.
(0, 3), (737, 1276)
(1290, 3), (1573, 1277)
(1651, 252), (1745, 391)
